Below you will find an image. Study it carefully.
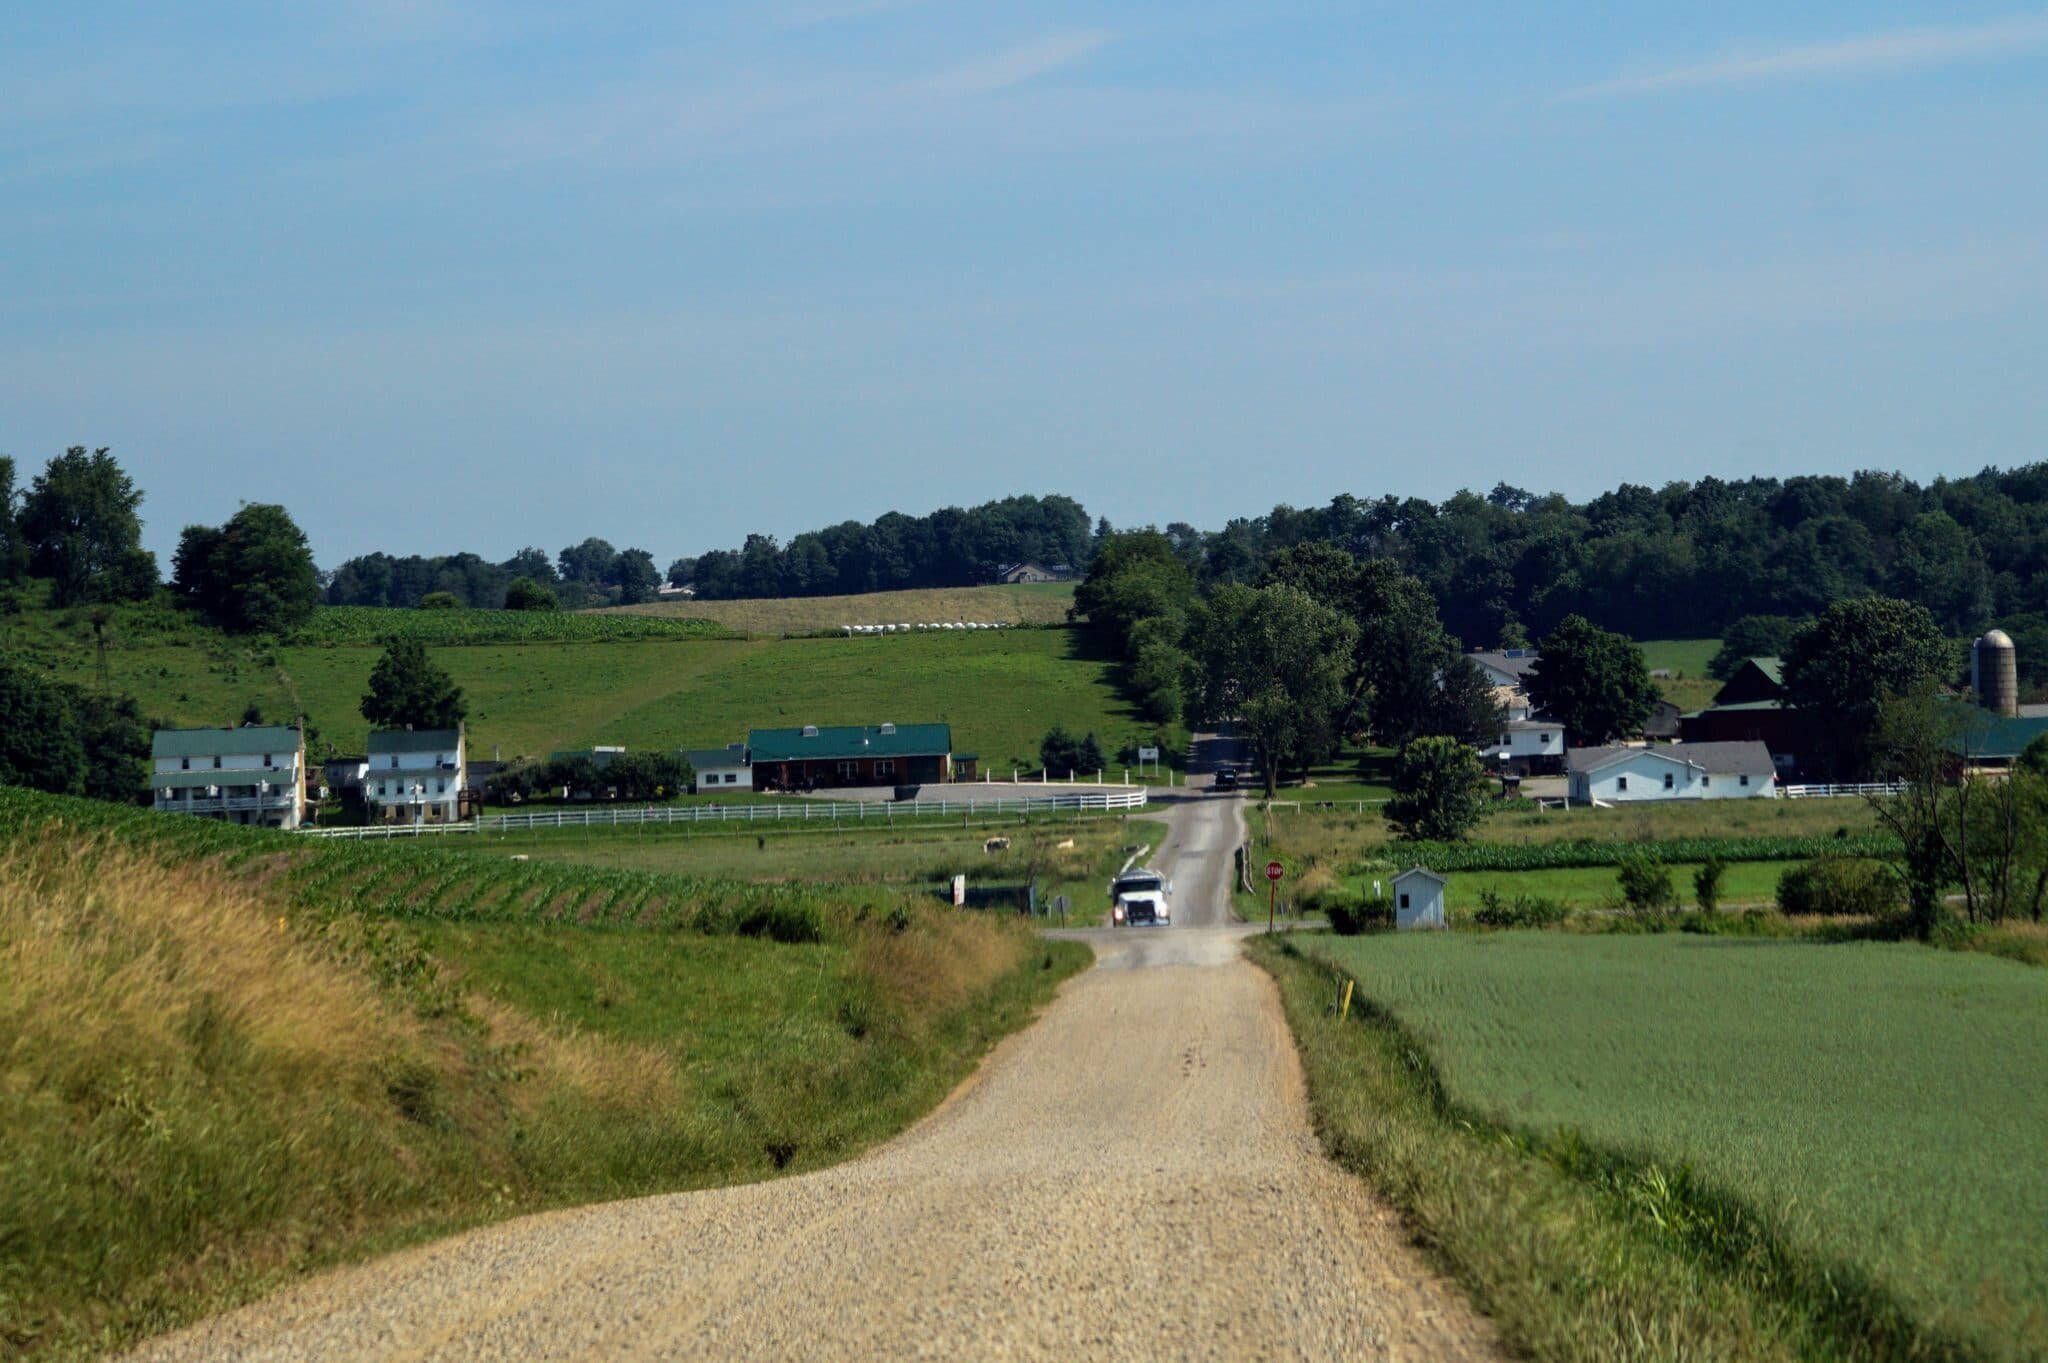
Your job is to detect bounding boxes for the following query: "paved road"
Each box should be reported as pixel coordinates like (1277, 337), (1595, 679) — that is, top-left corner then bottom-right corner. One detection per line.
(125, 734), (1499, 1362)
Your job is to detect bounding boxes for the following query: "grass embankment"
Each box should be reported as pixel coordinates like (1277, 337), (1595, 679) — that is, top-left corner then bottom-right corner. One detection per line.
(603, 582), (1077, 636)
(5, 595), (1168, 769)
(1640, 638), (1722, 713)
(0, 789), (1088, 1362)
(1259, 932), (2048, 1362)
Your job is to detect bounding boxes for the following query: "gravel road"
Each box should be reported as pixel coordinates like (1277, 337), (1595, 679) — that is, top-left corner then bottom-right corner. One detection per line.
(123, 740), (1500, 1362)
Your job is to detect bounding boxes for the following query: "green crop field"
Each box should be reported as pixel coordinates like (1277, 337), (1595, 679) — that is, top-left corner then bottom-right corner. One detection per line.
(5, 596), (1168, 769)
(1297, 932), (2048, 1359)
(604, 582), (1077, 636)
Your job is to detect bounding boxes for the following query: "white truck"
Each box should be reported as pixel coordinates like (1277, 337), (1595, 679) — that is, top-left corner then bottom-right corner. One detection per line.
(1109, 868), (1172, 927)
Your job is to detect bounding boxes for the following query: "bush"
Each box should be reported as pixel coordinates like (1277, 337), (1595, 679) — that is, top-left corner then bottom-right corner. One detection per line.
(1694, 856), (1726, 914)
(1616, 851), (1676, 913)
(1326, 892), (1393, 936)
(1471, 890), (1569, 929)
(419, 591), (461, 610)
(1777, 857), (1899, 918)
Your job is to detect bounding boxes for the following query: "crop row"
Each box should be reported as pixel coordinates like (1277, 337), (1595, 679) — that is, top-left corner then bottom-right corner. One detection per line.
(286, 606), (731, 647)
(0, 788), (843, 943)
(1350, 833), (1902, 874)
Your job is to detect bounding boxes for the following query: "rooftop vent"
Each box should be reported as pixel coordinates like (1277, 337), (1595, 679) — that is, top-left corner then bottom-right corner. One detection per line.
(879, 722), (896, 735)
(802, 725), (819, 738)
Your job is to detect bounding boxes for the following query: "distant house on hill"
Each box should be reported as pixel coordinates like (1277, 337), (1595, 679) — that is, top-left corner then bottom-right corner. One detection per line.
(364, 727), (467, 825)
(149, 725), (307, 829)
(995, 562), (1071, 585)
(1567, 741), (1776, 804)
(686, 744), (753, 793)
(748, 723), (953, 791)
(1488, 719), (1566, 776)
(1468, 649), (1540, 693)
(1679, 657), (1803, 772)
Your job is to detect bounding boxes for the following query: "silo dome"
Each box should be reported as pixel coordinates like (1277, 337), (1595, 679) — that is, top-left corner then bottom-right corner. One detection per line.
(1980, 628), (2015, 648)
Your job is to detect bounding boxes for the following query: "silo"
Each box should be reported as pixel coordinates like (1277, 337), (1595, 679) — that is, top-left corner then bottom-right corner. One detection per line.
(1974, 629), (2019, 717)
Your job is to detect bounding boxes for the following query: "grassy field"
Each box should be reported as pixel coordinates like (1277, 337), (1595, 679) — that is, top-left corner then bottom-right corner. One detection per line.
(5, 595), (1168, 769)
(1289, 931), (2048, 1361)
(603, 582), (1077, 636)
(1639, 638), (1722, 713)
(0, 787), (1088, 1362)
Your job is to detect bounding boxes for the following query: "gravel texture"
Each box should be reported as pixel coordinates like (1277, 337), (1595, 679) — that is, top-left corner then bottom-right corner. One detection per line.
(122, 748), (1501, 1362)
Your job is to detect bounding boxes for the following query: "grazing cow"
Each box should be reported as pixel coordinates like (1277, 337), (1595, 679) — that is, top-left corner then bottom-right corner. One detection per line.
(983, 836), (1011, 854)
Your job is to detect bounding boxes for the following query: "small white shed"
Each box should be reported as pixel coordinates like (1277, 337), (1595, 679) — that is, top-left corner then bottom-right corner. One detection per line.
(1393, 866), (1447, 931)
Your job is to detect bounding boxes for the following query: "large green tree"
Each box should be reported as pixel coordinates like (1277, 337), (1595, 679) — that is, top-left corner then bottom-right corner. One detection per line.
(0, 456), (27, 582)
(1707, 614), (1808, 680)
(609, 548), (661, 605)
(1525, 615), (1659, 746)
(362, 640), (467, 731)
(1185, 583), (1356, 798)
(20, 447), (156, 605)
(0, 664), (148, 802)
(503, 576), (559, 611)
(1385, 736), (1489, 841)
(172, 503), (320, 634)
(1074, 530), (1199, 724)
(1783, 596), (1953, 780)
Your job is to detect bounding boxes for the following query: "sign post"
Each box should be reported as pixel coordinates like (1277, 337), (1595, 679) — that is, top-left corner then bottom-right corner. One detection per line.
(1265, 860), (1284, 934)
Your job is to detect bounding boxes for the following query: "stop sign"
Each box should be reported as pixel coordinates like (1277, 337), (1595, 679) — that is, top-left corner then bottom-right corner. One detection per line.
(1265, 861), (1284, 883)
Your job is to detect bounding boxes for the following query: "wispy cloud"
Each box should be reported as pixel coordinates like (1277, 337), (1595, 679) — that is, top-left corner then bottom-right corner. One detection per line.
(898, 31), (1108, 100)
(1567, 15), (2048, 99)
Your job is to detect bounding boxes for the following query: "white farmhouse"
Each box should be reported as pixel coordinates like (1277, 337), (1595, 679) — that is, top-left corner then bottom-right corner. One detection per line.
(149, 725), (307, 829)
(1392, 867), (1447, 930)
(1490, 719), (1566, 775)
(686, 744), (753, 793)
(1566, 740), (1776, 804)
(363, 727), (467, 824)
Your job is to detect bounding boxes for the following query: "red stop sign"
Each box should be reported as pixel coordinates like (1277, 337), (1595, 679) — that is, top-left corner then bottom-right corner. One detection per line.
(1265, 861), (1284, 883)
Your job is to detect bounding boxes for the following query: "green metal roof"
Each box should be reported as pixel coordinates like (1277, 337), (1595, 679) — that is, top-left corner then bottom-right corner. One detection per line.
(1693, 699), (1787, 714)
(684, 748), (749, 768)
(748, 723), (951, 762)
(367, 729), (462, 756)
(151, 726), (300, 759)
(1751, 656), (1784, 685)
(1954, 710), (2048, 760)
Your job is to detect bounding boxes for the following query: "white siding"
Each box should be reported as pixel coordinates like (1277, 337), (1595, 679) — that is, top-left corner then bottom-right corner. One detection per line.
(694, 764), (753, 792)
(1393, 872), (1447, 930)
(1569, 751), (1772, 803)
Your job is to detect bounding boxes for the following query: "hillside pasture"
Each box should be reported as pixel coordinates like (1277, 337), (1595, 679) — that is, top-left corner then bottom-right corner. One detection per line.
(1638, 637), (1721, 712)
(603, 582), (1076, 636)
(1297, 931), (2048, 1360)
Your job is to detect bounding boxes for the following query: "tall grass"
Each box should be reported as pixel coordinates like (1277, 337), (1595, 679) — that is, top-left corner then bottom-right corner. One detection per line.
(0, 790), (1088, 1361)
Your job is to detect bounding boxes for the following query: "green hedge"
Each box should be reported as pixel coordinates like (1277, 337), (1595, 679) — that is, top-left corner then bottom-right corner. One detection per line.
(1351, 833), (1901, 874)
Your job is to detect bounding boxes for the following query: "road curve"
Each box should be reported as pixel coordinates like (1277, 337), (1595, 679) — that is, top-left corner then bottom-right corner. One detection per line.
(123, 740), (1500, 1362)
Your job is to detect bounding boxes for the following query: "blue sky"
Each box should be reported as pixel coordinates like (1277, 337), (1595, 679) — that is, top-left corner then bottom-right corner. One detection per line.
(4, 3), (2046, 567)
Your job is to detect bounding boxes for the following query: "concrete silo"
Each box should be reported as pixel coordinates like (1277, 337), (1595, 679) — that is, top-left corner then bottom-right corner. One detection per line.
(1973, 629), (2019, 717)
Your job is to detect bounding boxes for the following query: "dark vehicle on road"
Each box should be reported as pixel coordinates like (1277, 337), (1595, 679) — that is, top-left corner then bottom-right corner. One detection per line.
(1213, 767), (1238, 791)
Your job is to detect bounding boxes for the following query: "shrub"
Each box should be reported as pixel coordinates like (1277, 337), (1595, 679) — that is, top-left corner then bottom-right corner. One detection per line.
(1616, 851), (1676, 913)
(419, 591), (461, 610)
(1472, 889), (1569, 929)
(1385, 736), (1488, 842)
(1694, 856), (1726, 914)
(1777, 857), (1899, 918)
(1326, 893), (1392, 936)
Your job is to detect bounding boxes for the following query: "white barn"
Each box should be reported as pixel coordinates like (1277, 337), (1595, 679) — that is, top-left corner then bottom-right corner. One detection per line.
(1566, 741), (1775, 804)
(1392, 867), (1447, 930)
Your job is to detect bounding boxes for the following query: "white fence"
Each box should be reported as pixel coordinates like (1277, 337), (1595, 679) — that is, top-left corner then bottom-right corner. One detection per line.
(1777, 782), (1907, 800)
(300, 789), (1147, 838)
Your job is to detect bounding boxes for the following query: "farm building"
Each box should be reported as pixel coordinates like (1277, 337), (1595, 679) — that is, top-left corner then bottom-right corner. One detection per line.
(1678, 657), (1804, 772)
(686, 744), (753, 793)
(364, 727), (467, 824)
(1488, 719), (1566, 775)
(748, 723), (953, 791)
(1567, 741), (1776, 804)
(994, 561), (1070, 584)
(1468, 649), (1540, 693)
(1393, 867), (1447, 930)
(149, 725), (307, 829)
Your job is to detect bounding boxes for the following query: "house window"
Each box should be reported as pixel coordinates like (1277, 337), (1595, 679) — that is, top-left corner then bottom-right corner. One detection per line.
(1702, 775), (1711, 788)
(436, 780), (446, 793)
(1498, 734), (1509, 746)
(391, 756), (400, 769)
(837, 761), (858, 781)
(1540, 734), (1551, 743)
(1399, 893), (1411, 909)
(877, 760), (896, 778)
(1739, 774), (1750, 787)
(213, 756), (222, 769)
(1664, 772), (1675, 789)
(264, 753), (274, 768)
(1616, 776), (1629, 792)
(724, 773), (738, 784)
